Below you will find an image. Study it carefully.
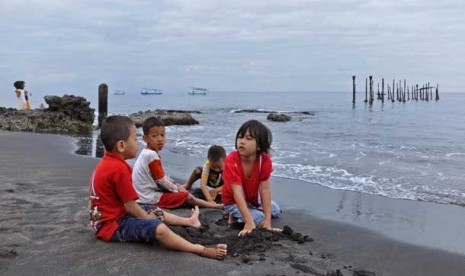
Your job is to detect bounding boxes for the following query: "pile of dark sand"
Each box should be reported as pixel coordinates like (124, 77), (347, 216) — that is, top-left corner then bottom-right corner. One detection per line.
(169, 209), (376, 276)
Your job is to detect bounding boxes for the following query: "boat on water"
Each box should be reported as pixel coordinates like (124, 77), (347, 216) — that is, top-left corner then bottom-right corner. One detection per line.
(188, 87), (208, 95)
(114, 90), (125, 95)
(141, 88), (163, 95)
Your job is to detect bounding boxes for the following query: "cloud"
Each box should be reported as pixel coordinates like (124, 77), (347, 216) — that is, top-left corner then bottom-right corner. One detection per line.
(0, 0), (464, 108)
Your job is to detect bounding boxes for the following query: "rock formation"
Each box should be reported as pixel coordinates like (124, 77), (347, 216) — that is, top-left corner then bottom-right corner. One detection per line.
(129, 109), (199, 127)
(267, 112), (291, 122)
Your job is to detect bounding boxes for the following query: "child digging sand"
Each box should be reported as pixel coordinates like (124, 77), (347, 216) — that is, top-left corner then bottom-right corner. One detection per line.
(88, 115), (227, 259)
(183, 145), (226, 203)
(222, 120), (282, 236)
(132, 116), (223, 210)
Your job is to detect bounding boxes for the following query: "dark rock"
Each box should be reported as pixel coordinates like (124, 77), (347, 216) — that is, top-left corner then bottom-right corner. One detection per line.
(44, 95), (94, 123)
(291, 232), (305, 243)
(6, 189), (14, 193)
(303, 235), (314, 242)
(267, 113), (291, 122)
(0, 249), (18, 258)
(232, 109), (274, 113)
(301, 111), (315, 115)
(282, 225), (294, 235)
(129, 109), (199, 127)
(242, 255), (252, 264)
(352, 268), (376, 276)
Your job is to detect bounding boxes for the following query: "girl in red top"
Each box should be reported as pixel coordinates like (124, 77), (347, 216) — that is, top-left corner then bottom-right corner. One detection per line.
(222, 120), (282, 236)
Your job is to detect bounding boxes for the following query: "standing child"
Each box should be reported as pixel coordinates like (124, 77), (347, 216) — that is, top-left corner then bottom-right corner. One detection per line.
(13, 81), (26, 110)
(222, 120), (282, 236)
(88, 115), (227, 259)
(183, 145), (226, 203)
(132, 116), (223, 210)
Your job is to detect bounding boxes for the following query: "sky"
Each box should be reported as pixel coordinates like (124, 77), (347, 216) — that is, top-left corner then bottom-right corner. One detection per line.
(1, 0), (464, 107)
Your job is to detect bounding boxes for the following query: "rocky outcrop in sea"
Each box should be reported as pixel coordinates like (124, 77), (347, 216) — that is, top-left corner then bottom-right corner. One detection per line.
(129, 109), (200, 127)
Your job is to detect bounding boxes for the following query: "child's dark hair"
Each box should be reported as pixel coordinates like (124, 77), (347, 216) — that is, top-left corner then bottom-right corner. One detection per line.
(100, 115), (135, 151)
(235, 120), (272, 154)
(13, 81), (25, 89)
(208, 145), (226, 162)
(142, 116), (164, 135)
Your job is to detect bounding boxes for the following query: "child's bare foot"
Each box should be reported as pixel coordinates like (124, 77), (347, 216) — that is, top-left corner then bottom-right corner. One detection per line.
(200, 244), (227, 259)
(189, 206), (202, 229)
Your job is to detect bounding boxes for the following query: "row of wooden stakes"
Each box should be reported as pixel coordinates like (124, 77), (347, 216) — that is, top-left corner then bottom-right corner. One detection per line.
(352, 76), (439, 104)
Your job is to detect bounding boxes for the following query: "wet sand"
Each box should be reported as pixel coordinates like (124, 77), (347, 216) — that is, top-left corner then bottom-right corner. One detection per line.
(1, 131), (465, 276)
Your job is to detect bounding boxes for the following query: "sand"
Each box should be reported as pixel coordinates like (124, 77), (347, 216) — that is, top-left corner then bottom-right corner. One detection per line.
(1, 131), (465, 276)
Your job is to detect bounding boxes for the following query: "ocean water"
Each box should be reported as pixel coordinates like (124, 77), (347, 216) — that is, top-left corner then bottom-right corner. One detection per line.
(103, 91), (465, 206)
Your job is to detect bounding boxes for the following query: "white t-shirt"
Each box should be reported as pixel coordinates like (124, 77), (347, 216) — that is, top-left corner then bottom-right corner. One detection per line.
(132, 148), (179, 204)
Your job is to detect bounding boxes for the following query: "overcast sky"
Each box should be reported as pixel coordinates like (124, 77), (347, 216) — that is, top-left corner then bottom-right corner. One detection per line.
(1, 0), (464, 106)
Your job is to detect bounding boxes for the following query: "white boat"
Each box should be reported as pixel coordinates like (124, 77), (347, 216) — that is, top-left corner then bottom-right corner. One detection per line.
(141, 88), (163, 95)
(114, 90), (125, 95)
(188, 87), (208, 95)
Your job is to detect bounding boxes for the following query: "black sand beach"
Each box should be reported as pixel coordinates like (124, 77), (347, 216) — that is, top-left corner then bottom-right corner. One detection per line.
(1, 131), (465, 276)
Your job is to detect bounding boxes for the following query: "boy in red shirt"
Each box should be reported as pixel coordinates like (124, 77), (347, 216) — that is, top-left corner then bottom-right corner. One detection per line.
(89, 115), (227, 259)
(222, 120), (282, 236)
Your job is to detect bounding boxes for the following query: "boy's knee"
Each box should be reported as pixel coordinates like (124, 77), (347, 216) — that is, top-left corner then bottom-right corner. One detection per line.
(155, 223), (169, 239)
(253, 212), (265, 226)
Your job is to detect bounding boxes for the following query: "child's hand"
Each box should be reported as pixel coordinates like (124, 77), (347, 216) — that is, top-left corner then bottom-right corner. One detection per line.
(260, 219), (282, 232)
(238, 221), (255, 236)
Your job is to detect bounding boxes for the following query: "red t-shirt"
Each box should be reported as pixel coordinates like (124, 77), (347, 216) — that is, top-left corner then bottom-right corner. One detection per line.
(88, 152), (139, 242)
(221, 151), (273, 206)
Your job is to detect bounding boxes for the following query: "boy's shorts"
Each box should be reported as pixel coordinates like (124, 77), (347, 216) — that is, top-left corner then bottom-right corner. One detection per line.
(111, 215), (162, 244)
(157, 191), (189, 209)
(224, 201), (282, 226)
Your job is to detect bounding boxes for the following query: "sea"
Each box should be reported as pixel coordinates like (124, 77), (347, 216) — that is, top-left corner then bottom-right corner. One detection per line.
(83, 91), (465, 207)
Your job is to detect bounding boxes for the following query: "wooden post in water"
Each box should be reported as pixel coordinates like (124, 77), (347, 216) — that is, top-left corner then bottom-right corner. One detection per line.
(429, 82), (433, 99)
(387, 85), (390, 100)
(352, 76), (356, 104)
(381, 78), (385, 103)
(369, 76), (373, 104)
(427, 84), (430, 100)
(364, 78), (368, 103)
(98, 83), (108, 128)
(436, 84), (440, 100)
(399, 80), (402, 102)
(422, 84), (425, 100)
(404, 79), (407, 99)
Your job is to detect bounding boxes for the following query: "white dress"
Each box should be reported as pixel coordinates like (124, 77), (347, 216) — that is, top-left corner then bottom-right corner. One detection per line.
(16, 89), (26, 110)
